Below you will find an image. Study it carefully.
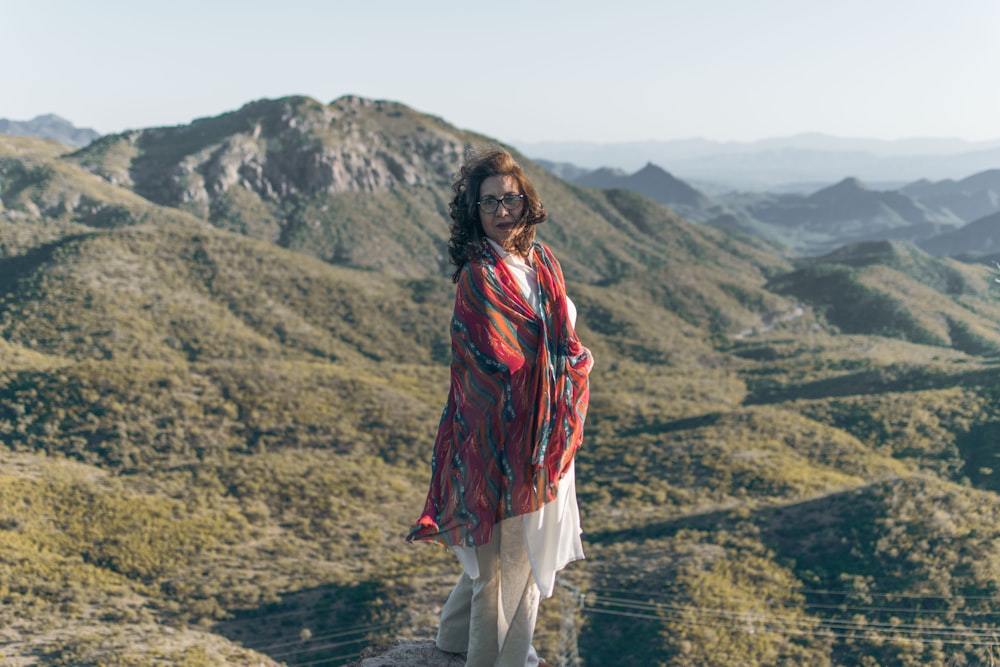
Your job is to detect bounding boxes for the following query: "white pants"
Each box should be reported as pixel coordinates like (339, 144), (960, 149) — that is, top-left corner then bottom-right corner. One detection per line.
(436, 517), (542, 667)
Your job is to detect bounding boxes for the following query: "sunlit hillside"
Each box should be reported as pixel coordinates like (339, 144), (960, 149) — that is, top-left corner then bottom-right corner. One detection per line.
(2, 96), (1000, 667)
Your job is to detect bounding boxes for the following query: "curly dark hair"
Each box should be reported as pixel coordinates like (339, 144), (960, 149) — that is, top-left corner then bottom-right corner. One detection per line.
(447, 147), (547, 282)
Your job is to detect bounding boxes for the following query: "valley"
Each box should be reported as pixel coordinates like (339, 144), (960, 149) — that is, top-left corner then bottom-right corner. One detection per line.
(2, 97), (1000, 667)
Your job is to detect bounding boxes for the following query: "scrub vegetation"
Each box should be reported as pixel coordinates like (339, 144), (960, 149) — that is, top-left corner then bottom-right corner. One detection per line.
(2, 98), (1000, 666)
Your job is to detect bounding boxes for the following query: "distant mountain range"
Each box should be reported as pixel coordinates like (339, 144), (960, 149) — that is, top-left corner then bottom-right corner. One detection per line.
(519, 134), (1000, 190)
(6, 113), (999, 192)
(5, 112), (999, 259)
(0, 113), (100, 148)
(539, 158), (1000, 258)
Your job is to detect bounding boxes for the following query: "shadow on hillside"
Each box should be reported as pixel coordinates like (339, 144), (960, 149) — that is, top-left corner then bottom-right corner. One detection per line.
(0, 234), (93, 292)
(585, 505), (735, 546)
(744, 363), (1000, 404)
(586, 477), (901, 581)
(578, 486), (899, 667)
(613, 411), (723, 439)
(956, 420), (1000, 493)
(214, 579), (390, 667)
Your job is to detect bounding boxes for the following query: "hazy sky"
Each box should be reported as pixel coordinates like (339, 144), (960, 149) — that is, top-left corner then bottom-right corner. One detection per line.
(5, 0), (999, 144)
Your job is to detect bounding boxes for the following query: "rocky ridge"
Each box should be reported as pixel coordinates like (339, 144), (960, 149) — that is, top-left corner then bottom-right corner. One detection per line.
(55, 95), (488, 276)
(73, 95), (469, 211)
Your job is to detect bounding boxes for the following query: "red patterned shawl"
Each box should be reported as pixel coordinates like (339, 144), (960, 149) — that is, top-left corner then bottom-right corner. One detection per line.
(407, 242), (593, 548)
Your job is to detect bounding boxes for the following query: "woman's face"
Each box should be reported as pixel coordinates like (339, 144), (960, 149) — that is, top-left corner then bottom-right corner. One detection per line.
(478, 174), (524, 251)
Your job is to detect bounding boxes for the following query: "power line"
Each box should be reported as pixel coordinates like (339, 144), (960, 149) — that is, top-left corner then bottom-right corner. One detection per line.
(591, 584), (1000, 605)
(268, 636), (371, 660)
(590, 593), (998, 633)
(230, 576), (1000, 665)
(800, 601), (1000, 617)
(798, 588), (1000, 602)
(224, 599), (376, 625)
(583, 593), (1000, 646)
(584, 607), (1000, 647)
(251, 622), (391, 653)
(587, 587), (1000, 619)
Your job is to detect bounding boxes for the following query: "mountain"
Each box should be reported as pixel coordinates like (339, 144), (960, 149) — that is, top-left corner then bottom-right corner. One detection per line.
(532, 158), (592, 182)
(66, 95), (471, 279)
(0, 134), (200, 239)
(574, 162), (717, 222)
(3, 95), (1000, 667)
(918, 210), (1000, 258)
(518, 134), (1000, 190)
(759, 177), (955, 229)
(766, 240), (1000, 354)
(900, 168), (1000, 223)
(534, 158), (1000, 257)
(62, 95), (796, 292)
(0, 113), (101, 148)
(673, 147), (1000, 190)
(713, 178), (962, 256)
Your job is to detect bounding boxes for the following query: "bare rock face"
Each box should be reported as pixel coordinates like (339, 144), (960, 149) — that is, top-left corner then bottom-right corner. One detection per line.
(345, 640), (466, 667)
(60, 94), (479, 276)
(76, 95), (468, 211)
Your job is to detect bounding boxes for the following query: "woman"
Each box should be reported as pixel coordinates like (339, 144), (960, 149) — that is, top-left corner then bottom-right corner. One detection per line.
(407, 147), (594, 667)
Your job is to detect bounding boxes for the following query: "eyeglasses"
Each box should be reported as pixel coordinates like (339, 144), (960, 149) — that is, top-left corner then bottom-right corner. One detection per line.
(477, 193), (524, 215)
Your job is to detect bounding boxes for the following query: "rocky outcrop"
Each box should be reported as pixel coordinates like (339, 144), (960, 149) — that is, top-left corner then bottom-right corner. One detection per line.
(345, 640), (466, 666)
(73, 95), (469, 210)
(57, 95), (479, 275)
(0, 134), (197, 229)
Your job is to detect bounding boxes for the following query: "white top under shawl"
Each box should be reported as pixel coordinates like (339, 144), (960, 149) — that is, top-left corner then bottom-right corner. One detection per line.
(450, 240), (585, 598)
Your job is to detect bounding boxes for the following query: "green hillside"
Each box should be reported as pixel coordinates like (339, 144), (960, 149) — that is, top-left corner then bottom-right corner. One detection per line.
(768, 241), (1000, 354)
(3, 96), (1000, 667)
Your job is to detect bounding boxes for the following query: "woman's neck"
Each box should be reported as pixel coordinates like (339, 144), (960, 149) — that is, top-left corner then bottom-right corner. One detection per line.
(487, 238), (530, 263)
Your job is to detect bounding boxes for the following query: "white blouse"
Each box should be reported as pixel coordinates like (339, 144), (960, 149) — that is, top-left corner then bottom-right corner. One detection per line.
(450, 241), (585, 598)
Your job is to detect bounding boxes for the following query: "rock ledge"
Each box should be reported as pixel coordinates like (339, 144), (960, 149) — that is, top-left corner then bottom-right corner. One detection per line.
(345, 639), (466, 666)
